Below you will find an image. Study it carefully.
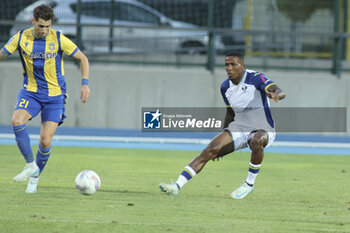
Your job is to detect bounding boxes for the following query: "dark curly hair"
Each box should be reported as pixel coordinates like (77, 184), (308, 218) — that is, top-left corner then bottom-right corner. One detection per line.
(33, 4), (55, 21)
(225, 51), (244, 61)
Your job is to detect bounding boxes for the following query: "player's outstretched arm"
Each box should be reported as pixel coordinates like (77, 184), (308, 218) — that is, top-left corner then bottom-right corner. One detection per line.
(265, 84), (286, 102)
(73, 49), (90, 103)
(0, 49), (9, 62)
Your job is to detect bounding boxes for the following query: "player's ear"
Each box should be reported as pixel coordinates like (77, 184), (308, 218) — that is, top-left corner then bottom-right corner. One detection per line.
(31, 18), (35, 24)
(239, 62), (245, 69)
(238, 58), (245, 67)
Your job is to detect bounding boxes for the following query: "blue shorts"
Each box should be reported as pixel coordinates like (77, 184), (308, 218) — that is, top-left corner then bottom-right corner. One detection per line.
(15, 89), (67, 125)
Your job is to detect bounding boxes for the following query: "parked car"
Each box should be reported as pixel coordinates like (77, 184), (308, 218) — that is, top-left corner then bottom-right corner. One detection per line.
(10, 0), (226, 54)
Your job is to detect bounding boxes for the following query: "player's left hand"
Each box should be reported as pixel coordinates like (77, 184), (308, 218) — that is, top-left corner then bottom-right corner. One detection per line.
(266, 84), (286, 103)
(81, 85), (91, 103)
(265, 90), (280, 102)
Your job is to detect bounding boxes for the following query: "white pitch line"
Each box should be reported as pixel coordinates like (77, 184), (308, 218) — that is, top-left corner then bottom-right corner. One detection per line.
(1, 133), (350, 148)
(273, 141), (350, 149)
(0, 133), (210, 144)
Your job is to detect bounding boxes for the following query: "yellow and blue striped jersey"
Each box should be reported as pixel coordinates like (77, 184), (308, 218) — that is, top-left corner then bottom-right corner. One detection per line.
(3, 28), (78, 97)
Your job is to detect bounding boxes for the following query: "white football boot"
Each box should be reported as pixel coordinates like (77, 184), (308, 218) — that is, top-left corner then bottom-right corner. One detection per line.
(159, 182), (179, 196)
(13, 163), (40, 182)
(25, 177), (40, 194)
(230, 182), (254, 199)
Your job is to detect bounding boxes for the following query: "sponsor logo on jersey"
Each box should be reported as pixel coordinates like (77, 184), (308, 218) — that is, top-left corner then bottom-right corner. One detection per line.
(22, 50), (57, 59)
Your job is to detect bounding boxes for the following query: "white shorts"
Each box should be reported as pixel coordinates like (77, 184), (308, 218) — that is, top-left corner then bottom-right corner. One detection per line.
(225, 122), (276, 151)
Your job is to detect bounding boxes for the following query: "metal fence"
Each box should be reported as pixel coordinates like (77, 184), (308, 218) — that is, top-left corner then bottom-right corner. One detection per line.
(0, 0), (349, 76)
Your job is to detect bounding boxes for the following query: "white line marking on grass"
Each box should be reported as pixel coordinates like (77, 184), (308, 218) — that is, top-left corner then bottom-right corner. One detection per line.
(1, 133), (350, 148)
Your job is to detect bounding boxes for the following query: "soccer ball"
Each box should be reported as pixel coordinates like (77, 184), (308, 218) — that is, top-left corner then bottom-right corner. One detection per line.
(75, 170), (101, 195)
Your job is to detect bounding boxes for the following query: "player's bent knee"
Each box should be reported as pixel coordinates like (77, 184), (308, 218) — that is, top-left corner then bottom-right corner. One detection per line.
(249, 139), (264, 151)
(249, 131), (268, 150)
(39, 138), (52, 148)
(11, 110), (31, 126)
(11, 117), (25, 126)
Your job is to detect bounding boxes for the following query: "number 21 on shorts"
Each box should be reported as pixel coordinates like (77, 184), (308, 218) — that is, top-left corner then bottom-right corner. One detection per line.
(19, 98), (29, 108)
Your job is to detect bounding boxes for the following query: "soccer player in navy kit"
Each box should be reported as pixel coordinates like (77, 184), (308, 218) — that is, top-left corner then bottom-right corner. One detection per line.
(160, 52), (286, 199)
(0, 4), (91, 193)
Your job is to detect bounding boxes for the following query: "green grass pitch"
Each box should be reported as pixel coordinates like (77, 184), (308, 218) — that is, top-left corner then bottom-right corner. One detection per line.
(0, 145), (349, 233)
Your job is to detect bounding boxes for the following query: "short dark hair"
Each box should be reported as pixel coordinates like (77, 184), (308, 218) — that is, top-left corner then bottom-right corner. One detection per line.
(33, 4), (55, 21)
(225, 51), (244, 61)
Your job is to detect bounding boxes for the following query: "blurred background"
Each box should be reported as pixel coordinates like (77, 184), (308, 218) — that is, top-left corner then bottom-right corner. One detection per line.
(0, 0), (349, 134)
(0, 0), (348, 74)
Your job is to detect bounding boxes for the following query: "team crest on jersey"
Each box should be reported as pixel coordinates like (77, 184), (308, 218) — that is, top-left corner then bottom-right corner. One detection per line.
(241, 85), (248, 92)
(25, 42), (29, 47)
(48, 43), (56, 50)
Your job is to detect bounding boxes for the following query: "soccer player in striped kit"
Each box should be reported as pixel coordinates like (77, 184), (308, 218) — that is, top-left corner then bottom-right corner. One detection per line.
(160, 52), (286, 199)
(0, 4), (91, 193)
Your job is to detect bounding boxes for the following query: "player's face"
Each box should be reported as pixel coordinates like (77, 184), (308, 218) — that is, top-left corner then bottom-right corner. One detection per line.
(225, 56), (245, 84)
(32, 18), (52, 38)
